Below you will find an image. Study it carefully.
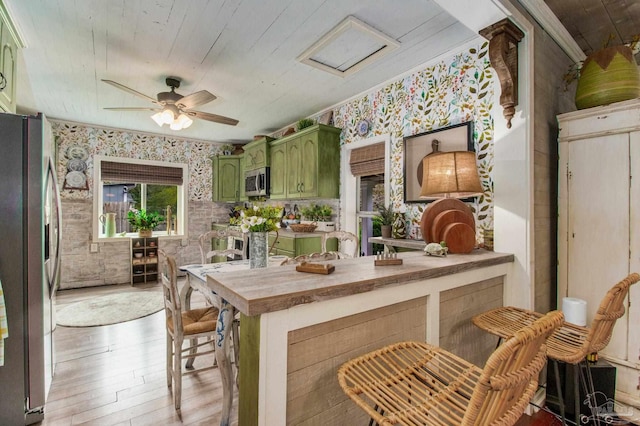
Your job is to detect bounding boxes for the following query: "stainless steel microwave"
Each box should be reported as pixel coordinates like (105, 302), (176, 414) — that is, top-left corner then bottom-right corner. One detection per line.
(245, 167), (270, 197)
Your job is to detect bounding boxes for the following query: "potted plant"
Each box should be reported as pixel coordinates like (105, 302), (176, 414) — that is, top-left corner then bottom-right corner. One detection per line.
(127, 208), (163, 237)
(566, 37), (640, 110)
(375, 205), (394, 238)
(296, 118), (316, 131)
(301, 204), (334, 231)
(220, 144), (234, 155)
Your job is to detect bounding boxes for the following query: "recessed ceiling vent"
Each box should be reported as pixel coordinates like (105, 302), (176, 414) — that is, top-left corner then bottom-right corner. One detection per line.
(297, 16), (400, 77)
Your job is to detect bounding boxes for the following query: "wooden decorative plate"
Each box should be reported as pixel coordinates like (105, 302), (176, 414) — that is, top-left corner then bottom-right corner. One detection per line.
(441, 222), (475, 253)
(431, 209), (475, 243)
(420, 198), (472, 242)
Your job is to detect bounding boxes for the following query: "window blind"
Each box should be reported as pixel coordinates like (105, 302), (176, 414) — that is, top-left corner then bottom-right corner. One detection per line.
(349, 143), (385, 176)
(101, 161), (183, 185)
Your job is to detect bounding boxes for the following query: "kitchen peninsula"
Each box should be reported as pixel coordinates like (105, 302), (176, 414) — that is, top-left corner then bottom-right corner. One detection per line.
(207, 249), (514, 425)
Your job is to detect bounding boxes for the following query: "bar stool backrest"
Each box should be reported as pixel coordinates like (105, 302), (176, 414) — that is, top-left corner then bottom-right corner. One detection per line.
(587, 272), (639, 354)
(463, 310), (565, 425)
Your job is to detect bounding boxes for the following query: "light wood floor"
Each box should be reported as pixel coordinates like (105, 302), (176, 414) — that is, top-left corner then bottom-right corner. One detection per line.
(41, 280), (238, 426)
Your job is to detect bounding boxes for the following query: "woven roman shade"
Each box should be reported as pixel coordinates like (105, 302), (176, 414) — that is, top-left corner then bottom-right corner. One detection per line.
(349, 143), (385, 176)
(101, 161), (184, 185)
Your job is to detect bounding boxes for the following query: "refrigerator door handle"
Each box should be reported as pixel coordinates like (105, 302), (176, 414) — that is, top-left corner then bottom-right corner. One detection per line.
(46, 158), (62, 297)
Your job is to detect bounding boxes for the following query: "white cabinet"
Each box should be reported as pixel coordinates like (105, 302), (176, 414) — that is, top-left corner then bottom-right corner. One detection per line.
(0, 7), (19, 113)
(558, 99), (640, 405)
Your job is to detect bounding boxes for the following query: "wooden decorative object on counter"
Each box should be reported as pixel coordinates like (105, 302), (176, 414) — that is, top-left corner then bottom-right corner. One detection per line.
(374, 252), (403, 266)
(421, 198), (476, 254)
(295, 262), (335, 274)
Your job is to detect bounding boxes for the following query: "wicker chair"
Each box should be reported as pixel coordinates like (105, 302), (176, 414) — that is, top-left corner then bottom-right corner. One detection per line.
(321, 230), (359, 258)
(338, 311), (564, 426)
(472, 273), (639, 424)
(160, 251), (218, 411)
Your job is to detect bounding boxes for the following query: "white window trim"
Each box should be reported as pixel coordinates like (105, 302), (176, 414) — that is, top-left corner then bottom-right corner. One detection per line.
(92, 155), (189, 242)
(340, 133), (391, 235)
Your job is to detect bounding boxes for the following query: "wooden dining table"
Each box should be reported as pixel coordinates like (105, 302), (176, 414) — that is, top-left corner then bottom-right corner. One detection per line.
(179, 258), (285, 426)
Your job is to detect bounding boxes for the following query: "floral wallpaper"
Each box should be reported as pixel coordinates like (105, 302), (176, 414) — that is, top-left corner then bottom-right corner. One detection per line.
(331, 42), (495, 239)
(52, 123), (225, 201)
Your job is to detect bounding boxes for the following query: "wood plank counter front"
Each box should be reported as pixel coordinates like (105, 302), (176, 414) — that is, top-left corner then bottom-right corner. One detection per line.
(207, 250), (514, 426)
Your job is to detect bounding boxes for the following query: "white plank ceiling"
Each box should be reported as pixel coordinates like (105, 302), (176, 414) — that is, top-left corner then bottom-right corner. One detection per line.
(8, 0), (500, 143)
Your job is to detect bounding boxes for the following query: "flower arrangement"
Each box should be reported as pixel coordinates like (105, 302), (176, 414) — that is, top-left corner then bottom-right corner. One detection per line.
(236, 204), (282, 233)
(127, 208), (163, 231)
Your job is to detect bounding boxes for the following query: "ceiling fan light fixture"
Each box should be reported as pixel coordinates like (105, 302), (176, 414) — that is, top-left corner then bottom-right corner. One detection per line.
(151, 112), (165, 126)
(178, 113), (193, 129)
(160, 108), (175, 124)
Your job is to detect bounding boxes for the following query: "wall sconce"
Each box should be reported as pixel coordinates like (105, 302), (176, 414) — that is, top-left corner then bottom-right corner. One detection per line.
(151, 104), (193, 130)
(419, 151), (483, 254)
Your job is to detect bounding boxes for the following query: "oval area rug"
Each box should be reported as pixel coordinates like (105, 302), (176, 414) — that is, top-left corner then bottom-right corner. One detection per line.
(56, 291), (164, 327)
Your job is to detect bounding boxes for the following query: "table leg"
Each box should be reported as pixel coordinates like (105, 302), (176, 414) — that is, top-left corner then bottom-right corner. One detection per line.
(216, 298), (235, 426)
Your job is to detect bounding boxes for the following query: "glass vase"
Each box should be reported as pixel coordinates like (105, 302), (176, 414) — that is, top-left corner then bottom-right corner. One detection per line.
(249, 231), (268, 269)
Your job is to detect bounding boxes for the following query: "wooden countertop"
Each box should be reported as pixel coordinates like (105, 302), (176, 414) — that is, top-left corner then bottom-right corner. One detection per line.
(207, 250), (513, 316)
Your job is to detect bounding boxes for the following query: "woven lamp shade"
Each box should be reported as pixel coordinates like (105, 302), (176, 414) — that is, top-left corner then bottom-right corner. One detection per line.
(419, 151), (482, 198)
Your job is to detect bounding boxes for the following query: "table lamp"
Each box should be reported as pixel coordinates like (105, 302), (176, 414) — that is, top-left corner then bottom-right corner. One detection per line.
(419, 151), (483, 253)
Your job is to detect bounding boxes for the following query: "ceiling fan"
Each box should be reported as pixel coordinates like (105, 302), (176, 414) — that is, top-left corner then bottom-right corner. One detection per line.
(102, 77), (239, 130)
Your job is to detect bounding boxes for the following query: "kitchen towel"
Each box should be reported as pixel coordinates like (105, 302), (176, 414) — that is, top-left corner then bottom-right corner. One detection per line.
(0, 278), (7, 366)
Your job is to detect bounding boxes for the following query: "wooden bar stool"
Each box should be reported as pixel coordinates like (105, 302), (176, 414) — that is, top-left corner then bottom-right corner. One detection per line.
(472, 273), (639, 425)
(338, 310), (564, 425)
(159, 251), (219, 411)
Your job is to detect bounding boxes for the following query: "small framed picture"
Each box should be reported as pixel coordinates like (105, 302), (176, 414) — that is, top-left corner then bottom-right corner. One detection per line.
(403, 121), (474, 203)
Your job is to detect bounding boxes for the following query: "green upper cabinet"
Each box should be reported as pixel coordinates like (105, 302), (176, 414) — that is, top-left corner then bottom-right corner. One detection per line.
(243, 136), (274, 171)
(270, 141), (287, 199)
(239, 153), (247, 201)
(212, 155), (242, 202)
(269, 124), (341, 200)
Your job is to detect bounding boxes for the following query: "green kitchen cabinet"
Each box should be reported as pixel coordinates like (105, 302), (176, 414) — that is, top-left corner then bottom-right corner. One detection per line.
(243, 136), (274, 171)
(269, 141), (287, 199)
(269, 124), (341, 200)
(212, 155), (241, 202)
(268, 233), (337, 257)
(239, 153), (247, 201)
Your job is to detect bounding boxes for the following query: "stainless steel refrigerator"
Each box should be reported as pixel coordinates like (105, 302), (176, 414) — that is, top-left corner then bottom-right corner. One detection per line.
(0, 113), (61, 425)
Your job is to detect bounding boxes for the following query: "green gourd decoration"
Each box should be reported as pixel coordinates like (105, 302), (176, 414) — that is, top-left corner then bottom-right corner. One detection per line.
(575, 45), (640, 110)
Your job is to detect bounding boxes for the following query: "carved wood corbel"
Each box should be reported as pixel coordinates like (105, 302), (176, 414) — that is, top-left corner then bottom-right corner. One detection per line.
(479, 19), (524, 129)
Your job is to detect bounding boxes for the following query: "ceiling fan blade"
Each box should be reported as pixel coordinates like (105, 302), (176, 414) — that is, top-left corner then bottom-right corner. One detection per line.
(177, 90), (217, 109)
(102, 79), (159, 105)
(188, 110), (239, 126)
(104, 107), (160, 112)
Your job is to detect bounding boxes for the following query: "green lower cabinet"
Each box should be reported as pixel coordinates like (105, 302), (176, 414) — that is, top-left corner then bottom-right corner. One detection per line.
(268, 233), (337, 256)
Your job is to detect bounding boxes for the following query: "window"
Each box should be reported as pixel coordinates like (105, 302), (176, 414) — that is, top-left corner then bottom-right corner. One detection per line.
(357, 174), (386, 255)
(340, 134), (390, 256)
(93, 156), (188, 240)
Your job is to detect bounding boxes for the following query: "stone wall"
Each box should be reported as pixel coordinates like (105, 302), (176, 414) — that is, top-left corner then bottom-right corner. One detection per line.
(59, 199), (222, 288)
